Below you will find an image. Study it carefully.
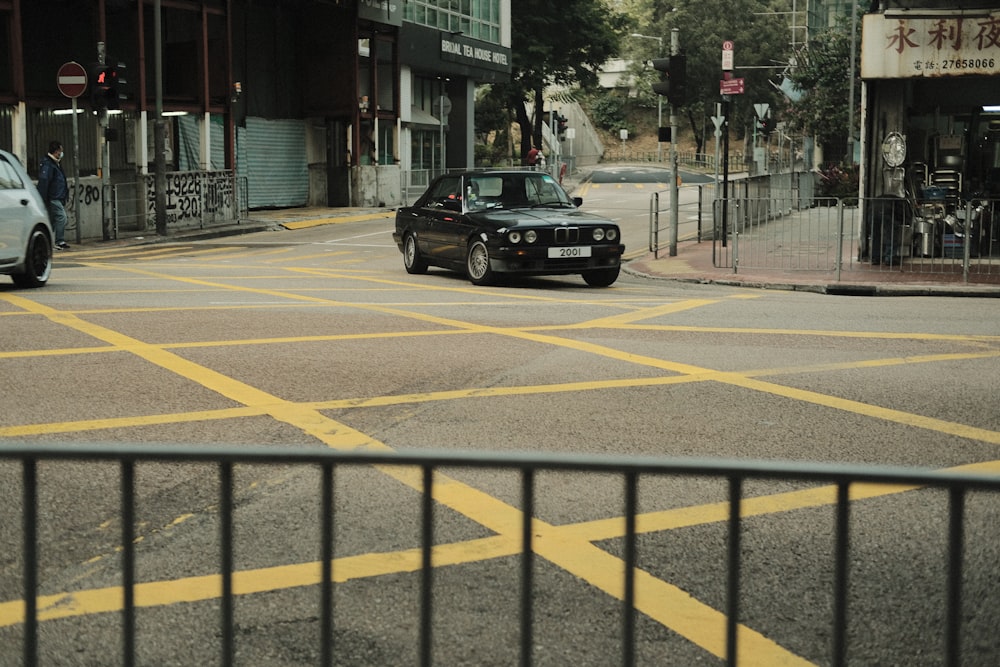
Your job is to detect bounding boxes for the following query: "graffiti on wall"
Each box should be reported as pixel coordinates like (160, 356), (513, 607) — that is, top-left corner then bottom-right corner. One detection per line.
(58, 171), (240, 240)
(144, 171), (237, 227)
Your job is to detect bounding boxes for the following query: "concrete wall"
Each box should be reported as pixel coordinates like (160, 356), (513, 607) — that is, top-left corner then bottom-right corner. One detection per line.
(352, 165), (402, 208)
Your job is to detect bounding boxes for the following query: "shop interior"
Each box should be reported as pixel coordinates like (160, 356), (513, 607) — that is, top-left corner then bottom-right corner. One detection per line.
(878, 76), (998, 260)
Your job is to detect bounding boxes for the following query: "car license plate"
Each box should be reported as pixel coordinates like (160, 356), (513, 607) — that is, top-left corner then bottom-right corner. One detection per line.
(548, 246), (592, 259)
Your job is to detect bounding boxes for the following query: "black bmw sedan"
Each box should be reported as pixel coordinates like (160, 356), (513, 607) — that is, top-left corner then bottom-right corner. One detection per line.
(393, 170), (624, 286)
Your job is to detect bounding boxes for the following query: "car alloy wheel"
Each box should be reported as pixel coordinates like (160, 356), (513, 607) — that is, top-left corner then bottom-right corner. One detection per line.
(466, 238), (494, 286)
(403, 233), (428, 274)
(12, 227), (52, 288)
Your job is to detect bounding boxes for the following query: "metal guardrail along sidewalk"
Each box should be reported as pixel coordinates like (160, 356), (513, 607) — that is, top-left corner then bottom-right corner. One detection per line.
(3, 443), (999, 667)
(710, 194), (999, 282)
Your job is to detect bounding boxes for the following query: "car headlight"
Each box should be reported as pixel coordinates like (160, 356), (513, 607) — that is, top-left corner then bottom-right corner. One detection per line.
(525, 230), (537, 243)
(606, 228), (618, 241)
(509, 231), (522, 244)
(592, 228), (605, 241)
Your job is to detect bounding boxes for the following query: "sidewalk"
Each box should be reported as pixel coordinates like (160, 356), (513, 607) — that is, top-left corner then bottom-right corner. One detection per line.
(624, 241), (1000, 297)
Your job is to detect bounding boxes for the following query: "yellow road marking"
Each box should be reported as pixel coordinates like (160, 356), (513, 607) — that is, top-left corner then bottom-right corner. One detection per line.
(280, 211), (394, 229)
(2, 261), (998, 664)
(0, 288), (816, 662)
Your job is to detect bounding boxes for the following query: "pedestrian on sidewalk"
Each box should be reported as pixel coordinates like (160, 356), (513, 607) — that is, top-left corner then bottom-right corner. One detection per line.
(37, 140), (70, 250)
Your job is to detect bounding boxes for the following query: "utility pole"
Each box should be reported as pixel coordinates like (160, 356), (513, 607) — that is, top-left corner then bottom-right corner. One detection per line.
(669, 28), (680, 257)
(154, 0), (167, 236)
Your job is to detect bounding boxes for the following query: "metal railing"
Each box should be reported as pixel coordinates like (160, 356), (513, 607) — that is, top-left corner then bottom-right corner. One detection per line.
(710, 192), (999, 281)
(648, 173), (818, 259)
(649, 184), (712, 256)
(3, 442), (998, 667)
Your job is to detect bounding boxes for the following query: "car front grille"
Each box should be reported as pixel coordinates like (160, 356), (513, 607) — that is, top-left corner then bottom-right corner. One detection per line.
(553, 227), (580, 244)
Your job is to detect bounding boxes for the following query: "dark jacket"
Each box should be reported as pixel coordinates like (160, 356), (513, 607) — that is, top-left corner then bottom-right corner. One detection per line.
(37, 154), (68, 204)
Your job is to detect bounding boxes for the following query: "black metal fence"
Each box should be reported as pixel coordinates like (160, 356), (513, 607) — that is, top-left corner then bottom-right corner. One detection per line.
(2, 443), (999, 667)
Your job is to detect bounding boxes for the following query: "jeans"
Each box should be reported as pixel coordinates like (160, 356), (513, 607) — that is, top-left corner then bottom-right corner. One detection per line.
(47, 200), (67, 244)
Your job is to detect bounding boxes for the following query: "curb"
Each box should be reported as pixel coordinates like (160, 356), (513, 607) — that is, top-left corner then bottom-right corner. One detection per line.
(623, 261), (1000, 297)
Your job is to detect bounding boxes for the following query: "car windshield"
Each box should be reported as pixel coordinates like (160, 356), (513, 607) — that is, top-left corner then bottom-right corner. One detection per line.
(463, 173), (574, 211)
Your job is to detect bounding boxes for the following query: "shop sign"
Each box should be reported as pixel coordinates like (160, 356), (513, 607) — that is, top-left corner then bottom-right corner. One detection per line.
(861, 13), (1000, 78)
(440, 34), (511, 74)
(359, 0), (401, 27)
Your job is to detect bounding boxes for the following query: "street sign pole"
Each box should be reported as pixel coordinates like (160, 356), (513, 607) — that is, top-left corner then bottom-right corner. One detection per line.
(57, 61), (87, 243)
(719, 41), (736, 249)
(668, 28), (680, 257)
(71, 96), (81, 243)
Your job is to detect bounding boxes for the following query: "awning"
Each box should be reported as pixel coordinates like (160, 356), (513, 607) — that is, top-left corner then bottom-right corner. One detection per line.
(407, 106), (443, 128)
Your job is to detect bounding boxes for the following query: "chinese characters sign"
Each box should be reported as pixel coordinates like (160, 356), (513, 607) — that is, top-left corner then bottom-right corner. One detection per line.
(861, 13), (1000, 78)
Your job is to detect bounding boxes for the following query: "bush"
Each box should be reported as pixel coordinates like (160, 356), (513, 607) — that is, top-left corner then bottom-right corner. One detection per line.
(474, 142), (508, 167)
(816, 163), (859, 204)
(588, 93), (628, 132)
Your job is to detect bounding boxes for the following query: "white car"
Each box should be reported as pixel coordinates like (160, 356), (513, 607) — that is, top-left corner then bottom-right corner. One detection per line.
(0, 149), (52, 287)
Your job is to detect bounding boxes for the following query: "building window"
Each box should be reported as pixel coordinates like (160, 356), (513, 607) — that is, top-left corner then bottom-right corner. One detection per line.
(411, 129), (442, 171)
(404, 0), (500, 43)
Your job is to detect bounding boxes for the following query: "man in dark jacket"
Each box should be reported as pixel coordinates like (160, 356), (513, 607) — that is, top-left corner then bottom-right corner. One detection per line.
(37, 140), (70, 250)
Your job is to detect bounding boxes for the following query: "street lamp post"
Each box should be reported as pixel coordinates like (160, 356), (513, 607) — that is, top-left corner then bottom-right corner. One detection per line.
(630, 33), (663, 163)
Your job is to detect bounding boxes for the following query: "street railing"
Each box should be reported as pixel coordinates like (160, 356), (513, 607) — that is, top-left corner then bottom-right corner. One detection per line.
(3, 442), (998, 667)
(706, 186), (998, 281)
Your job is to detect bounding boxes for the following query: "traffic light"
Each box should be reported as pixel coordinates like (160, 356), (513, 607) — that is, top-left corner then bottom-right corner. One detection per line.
(108, 63), (126, 109)
(89, 62), (126, 110)
(651, 54), (687, 106)
(556, 113), (568, 140)
(756, 111), (776, 137)
(90, 64), (111, 109)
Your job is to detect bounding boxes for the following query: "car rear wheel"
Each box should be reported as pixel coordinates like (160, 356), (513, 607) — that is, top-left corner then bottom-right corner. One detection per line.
(582, 266), (619, 287)
(466, 238), (495, 286)
(403, 232), (428, 274)
(12, 227), (52, 288)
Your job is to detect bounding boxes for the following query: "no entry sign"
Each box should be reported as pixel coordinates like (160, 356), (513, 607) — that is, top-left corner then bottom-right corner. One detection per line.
(57, 61), (88, 99)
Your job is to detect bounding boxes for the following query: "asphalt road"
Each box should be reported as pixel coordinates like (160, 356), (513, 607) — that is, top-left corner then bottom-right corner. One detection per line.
(1, 210), (998, 666)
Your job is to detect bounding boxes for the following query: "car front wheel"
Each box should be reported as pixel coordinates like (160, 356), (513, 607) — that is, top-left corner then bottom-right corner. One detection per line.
(12, 227), (52, 288)
(582, 266), (619, 287)
(403, 232), (428, 274)
(466, 238), (495, 286)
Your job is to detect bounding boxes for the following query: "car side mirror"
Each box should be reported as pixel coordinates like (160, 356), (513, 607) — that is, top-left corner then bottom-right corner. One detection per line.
(572, 196), (583, 207)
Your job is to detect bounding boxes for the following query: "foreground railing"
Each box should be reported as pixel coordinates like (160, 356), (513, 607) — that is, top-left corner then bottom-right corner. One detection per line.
(2, 443), (998, 667)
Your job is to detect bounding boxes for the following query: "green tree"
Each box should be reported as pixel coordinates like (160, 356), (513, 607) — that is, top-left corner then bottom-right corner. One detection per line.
(627, 0), (789, 155)
(481, 0), (627, 162)
(783, 8), (862, 164)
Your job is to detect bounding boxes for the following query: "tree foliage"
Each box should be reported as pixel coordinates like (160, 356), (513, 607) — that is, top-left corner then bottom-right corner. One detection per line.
(782, 9), (862, 163)
(626, 0), (790, 154)
(479, 0), (627, 162)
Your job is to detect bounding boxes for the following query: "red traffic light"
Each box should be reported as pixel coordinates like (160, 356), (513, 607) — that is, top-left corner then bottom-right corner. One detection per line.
(89, 62), (126, 110)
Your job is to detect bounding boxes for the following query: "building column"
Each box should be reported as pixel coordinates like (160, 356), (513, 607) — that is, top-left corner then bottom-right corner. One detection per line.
(199, 112), (212, 170)
(12, 102), (28, 165)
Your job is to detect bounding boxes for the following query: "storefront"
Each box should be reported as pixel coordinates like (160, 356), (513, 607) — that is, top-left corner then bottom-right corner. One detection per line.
(860, 7), (1000, 260)
(398, 24), (511, 179)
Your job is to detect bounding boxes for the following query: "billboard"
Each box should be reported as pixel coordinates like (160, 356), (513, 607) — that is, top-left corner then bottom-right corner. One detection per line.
(861, 12), (1000, 78)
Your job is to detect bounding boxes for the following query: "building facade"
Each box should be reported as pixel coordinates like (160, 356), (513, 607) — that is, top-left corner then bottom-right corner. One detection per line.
(0, 0), (512, 239)
(860, 1), (1000, 202)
